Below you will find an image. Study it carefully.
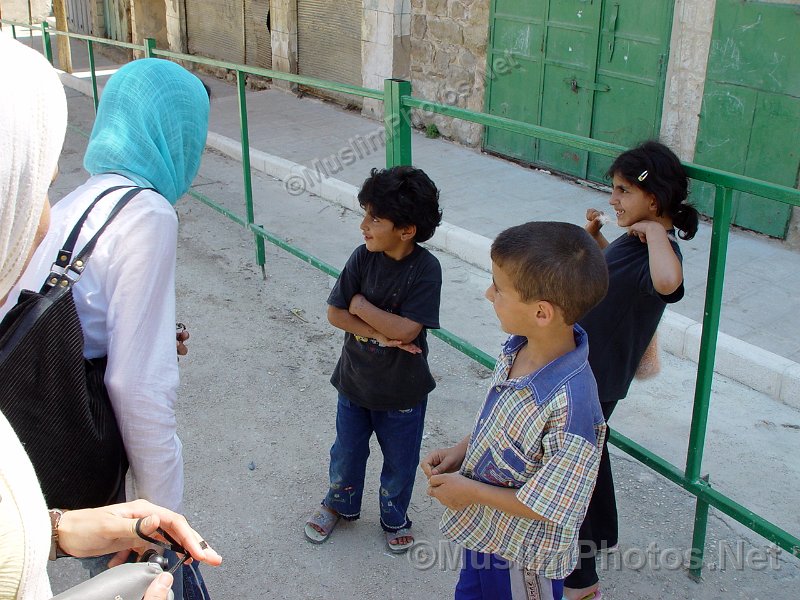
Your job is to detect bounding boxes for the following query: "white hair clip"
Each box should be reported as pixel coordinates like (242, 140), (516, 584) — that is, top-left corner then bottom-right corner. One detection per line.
(637, 170), (649, 182)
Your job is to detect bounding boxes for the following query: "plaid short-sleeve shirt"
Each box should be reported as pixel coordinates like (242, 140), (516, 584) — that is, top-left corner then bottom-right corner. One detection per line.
(440, 326), (606, 579)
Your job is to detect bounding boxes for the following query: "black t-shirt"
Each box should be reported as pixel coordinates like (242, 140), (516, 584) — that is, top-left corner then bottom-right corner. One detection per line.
(579, 232), (684, 403)
(328, 244), (442, 410)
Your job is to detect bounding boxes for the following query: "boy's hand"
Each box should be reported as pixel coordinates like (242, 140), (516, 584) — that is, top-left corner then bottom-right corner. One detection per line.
(421, 445), (466, 479)
(427, 473), (475, 511)
(373, 332), (422, 354)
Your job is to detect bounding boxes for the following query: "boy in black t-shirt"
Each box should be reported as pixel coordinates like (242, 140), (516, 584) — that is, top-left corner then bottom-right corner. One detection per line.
(304, 166), (443, 553)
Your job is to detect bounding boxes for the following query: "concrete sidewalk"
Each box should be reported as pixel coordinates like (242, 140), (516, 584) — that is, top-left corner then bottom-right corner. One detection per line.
(8, 28), (799, 409)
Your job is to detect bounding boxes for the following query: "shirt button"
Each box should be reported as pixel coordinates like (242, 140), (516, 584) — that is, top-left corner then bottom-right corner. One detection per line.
(495, 386), (501, 392)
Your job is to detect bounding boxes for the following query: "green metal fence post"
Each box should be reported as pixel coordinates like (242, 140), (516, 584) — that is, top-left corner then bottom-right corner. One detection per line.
(689, 480), (711, 581)
(11, 24), (17, 39)
(87, 40), (99, 113)
(686, 185), (733, 481)
(41, 21), (53, 64)
(236, 70), (266, 276)
(144, 37), (157, 58)
(384, 79), (412, 168)
(684, 185), (733, 576)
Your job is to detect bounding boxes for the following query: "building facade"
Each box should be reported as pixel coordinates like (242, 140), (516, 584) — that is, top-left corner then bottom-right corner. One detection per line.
(39, 0), (800, 239)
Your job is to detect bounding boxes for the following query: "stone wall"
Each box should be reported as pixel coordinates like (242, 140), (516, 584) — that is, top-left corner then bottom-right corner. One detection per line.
(410, 0), (490, 146)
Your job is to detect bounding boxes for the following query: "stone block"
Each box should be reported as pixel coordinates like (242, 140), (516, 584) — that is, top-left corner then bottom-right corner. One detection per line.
(433, 48), (454, 71)
(411, 14), (427, 38)
(376, 9), (394, 39)
(363, 40), (393, 78)
(427, 17), (463, 44)
(363, 9), (378, 41)
(713, 333), (794, 400)
(463, 24), (488, 52)
(395, 11), (411, 36)
(659, 309), (696, 358)
(448, 0), (468, 21)
(455, 47), (477, 70)
(780, 362), (800, 411)
(411, 38), (435, 64)
(426, 0), (448, 17)
(428, 223), (493, 272)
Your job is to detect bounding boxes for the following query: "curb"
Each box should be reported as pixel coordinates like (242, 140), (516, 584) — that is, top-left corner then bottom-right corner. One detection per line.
(58, 72), (800, 411)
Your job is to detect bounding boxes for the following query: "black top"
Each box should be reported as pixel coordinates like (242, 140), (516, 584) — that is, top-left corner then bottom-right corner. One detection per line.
(579, 232), (684, 403)
(328, 244), (442, 410)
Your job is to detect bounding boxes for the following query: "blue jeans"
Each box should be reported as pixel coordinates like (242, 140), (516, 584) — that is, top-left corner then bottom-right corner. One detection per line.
(323, 392), (427, 532)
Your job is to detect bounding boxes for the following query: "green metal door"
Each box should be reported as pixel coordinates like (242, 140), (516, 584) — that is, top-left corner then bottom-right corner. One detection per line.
(587, 0), (672, 181)
(693, 0), (799, 238)
(484, 0), (672, 181)
(483, 0), (546, 163)
(535, 0), (603, 175)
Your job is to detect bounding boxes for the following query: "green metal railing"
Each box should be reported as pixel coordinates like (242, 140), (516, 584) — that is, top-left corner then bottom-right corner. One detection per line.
(5, 18), (799, 579)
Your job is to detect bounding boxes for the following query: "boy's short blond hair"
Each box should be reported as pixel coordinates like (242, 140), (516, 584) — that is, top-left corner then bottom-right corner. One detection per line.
(490, 221), (608, 325)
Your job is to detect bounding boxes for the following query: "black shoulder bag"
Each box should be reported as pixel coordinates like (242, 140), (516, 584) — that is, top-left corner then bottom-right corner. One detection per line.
(0, 186), (149, 509)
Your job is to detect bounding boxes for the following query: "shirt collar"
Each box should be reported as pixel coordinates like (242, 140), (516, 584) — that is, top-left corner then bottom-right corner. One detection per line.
(500, 325), (590, 404)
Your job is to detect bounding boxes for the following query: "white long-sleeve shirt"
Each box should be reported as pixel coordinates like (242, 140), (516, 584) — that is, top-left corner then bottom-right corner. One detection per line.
(1, 173), (184, 512)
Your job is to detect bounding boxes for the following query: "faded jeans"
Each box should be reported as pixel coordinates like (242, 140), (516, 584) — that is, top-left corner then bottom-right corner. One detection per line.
(323, 392), (427, 532)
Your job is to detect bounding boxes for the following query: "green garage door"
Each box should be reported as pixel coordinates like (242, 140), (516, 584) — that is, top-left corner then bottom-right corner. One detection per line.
(484, 0), (673, 182)
(692, 0), (799, 238)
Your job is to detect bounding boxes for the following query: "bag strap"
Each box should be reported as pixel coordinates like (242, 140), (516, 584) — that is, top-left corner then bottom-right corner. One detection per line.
(58, 185), (133, 263)
(41, 186), (154, 293)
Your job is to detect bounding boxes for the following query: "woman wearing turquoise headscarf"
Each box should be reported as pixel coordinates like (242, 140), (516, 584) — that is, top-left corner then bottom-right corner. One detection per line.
(1, 58), (210, 600)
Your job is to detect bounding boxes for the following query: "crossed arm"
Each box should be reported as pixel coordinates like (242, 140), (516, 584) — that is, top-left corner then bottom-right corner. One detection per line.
(328, 293), (423, 353)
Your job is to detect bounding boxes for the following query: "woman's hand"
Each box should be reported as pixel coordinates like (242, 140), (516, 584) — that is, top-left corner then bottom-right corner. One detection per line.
(143, 572), (173, 600)
(55, 499), (222, 567)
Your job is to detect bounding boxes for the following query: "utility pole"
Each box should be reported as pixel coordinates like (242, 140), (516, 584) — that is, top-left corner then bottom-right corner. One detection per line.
(52, 0), (73, 73)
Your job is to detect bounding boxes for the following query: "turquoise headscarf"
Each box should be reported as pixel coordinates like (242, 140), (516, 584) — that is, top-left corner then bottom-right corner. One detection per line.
(84, 58), (209, 205)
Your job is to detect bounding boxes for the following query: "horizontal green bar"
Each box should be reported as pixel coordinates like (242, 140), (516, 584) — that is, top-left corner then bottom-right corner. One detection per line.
(402, 96), (625, 157)
(152, 48), (383, 100)
(49, 28), (143, 51)
(431, 328), (495, 370)
(187, 190), (247, 227)
(684, 163), (800, 207)
(247, 223), (341, 278)
(610, 429), (800, 558)
(401, 98), (800, 206)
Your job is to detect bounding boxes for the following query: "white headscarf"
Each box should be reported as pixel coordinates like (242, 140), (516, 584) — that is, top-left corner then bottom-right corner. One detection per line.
(0, 37), (67, 297)
(0, 38), (66, 600)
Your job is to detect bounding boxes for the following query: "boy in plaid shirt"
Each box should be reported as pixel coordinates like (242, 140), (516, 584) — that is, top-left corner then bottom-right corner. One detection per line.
(422, 222), (609, 600)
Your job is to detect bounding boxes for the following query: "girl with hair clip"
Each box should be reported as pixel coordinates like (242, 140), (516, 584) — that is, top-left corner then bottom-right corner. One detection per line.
(564, 141), (699, 600)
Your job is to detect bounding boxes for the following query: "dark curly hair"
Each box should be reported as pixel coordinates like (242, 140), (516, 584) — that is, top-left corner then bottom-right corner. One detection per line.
(357, 166), (442, 242)
(607, 140), (699, 240)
